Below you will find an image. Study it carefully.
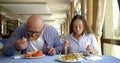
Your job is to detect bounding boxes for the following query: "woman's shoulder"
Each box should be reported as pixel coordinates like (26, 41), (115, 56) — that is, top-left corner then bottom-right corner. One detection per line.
(84, 33), (96, 37)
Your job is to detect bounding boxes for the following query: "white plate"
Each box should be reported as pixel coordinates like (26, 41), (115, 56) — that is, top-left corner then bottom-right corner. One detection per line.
(24, 55), (45, 59)
(56, 55), (83, 63)
(57, 58), (82, 63)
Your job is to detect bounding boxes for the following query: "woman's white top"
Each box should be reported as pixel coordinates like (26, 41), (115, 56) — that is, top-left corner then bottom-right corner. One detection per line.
(64, 33), (99, 54)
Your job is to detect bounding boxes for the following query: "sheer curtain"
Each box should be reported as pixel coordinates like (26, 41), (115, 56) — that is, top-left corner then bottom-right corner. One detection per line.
(114, 0), (120, 38)
(92, 0), (106, 55)
(118, 0), (120, 10)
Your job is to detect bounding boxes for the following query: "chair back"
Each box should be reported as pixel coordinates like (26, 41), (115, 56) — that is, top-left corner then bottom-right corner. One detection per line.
(0, 39), (8, 45)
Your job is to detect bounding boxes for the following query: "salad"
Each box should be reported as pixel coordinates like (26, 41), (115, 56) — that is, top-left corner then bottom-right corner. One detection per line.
(58, 53), (82, 62)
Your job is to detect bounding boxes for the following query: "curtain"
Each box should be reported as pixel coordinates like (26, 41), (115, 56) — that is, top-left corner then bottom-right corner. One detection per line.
(92, 0), (106, 55)
(118, 0), (120, 10)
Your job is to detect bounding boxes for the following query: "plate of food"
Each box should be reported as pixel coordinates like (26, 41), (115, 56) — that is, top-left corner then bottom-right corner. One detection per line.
(24, 50), (45, 59)
(57, 53), (83, 62)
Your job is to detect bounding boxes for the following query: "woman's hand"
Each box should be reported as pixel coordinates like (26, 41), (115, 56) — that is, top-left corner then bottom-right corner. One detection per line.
(64, 40), (69, 48)
(86, 45), (93, 52)
(86, 44), (99, 55)
(63, 40), (69, 54)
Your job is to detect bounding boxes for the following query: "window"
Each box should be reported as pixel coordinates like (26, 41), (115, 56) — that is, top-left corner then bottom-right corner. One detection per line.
(103, 0), (120, 59)
(113, 0), (120, 38)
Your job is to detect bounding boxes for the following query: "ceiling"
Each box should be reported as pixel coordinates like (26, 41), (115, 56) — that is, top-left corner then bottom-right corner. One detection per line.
(0, 0), (70, 31)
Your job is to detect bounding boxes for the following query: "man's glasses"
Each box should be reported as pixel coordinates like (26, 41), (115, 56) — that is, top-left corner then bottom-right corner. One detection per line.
(27, 31), (41, 35)
(27, 26), (44, 35)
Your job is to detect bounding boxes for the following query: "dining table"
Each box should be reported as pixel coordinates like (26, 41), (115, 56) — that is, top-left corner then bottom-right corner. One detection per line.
(0, 52), (120, 63)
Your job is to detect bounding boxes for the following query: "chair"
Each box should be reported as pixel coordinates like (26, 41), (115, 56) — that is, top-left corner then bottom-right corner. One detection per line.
(0, 39), (8, 45)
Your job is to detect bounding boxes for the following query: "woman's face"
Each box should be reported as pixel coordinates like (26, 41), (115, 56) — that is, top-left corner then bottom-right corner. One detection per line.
(73, 19), (84, 35)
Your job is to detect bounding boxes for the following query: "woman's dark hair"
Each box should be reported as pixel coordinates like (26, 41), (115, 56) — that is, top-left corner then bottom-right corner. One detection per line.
(69, 15), (92, 34)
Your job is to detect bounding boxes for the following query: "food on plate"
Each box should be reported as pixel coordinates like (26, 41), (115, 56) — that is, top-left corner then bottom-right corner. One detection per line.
(32, 50), (43, 57)
(58, 53), (82, 62)
(24, 50), (43, 57)
(30, 36), (35, 41)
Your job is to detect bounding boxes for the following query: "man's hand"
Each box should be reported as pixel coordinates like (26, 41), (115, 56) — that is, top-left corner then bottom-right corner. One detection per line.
(14, 37), (27, 50)
(47, 47), (56, 55)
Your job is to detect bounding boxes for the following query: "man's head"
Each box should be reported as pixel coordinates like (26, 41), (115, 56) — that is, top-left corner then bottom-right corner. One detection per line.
(27, 15), (45, 40)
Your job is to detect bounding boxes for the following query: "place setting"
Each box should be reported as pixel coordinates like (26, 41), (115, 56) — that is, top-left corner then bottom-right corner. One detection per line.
(55, 48), (100, 63)
(13, 50), (45, 59)
(56, 53), (83, 63)
(55, 48), (85, 63)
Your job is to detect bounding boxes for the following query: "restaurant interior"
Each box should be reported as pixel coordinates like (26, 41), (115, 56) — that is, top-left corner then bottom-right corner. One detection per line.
(0, 0), (120, 62)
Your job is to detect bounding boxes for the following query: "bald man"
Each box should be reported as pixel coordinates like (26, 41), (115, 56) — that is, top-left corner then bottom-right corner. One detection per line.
(2, 15), (63, 56)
